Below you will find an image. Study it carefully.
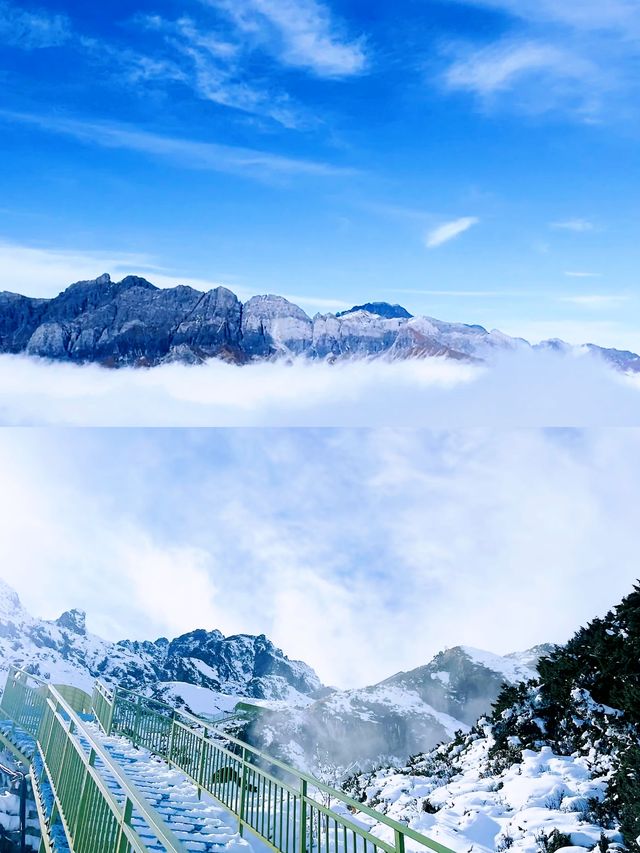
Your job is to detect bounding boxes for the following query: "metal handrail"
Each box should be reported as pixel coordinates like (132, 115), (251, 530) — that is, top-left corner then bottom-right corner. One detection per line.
(2, 667), (189, 853)
(95, 678), (456, 853)
(99, 681), (242, 728)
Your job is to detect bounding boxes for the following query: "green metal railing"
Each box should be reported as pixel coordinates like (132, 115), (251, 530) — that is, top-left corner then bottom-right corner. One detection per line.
(93, 681), (456, 853)
(1, 668), (189, 853)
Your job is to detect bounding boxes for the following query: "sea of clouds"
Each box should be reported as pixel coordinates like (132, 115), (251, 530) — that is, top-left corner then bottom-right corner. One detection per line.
(1, 427), (639, 687)
(1, 349), (640, 426)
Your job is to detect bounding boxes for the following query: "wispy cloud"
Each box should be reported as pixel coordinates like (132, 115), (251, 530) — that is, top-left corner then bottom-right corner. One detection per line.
(392, 288), (518, 298)
(0, 239), (231, 298)
(564, 271), (601, 278)
(551, 218), (595, 232)
(0, 111), (356, 182)
(205, 0), (368, 78)
(425, 216), (479, 249)
(443, 39), (589, 98)
(0, 0), (69, 49)
(135, 15), (307, 129)
(558, 294), (630, 309)
(440, 0), (640, 119)
(450, 0), (640, 35)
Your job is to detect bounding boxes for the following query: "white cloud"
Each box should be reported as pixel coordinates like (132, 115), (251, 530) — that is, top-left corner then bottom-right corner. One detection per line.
(0, 350), (639, 427)
(0, 241), (169, 298)
(0, 112), (355, 182)
(449, 0), (640, 35)
(0, 0), (69, 49)
(0, 239), (349, 313)
(564, 271), (601, 278)
(136, 15), (306, 129)
(425, 216), (479, 248)
(551, 219), (595, 232)
(0, 427), (639, 687)
(443, 40), (586, 97)
(440, 1), (637, 118)
(206, 0), (367, 78)
(558, 295), (629, 309)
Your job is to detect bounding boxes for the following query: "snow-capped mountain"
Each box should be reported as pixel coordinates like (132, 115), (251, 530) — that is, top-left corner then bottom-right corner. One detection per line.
(245, 645), (553, 774)
(0, 578), (548, 775)
(1, 273), (639, 370)
(0, 579), (321, 705)
(343, 584), (640, 853)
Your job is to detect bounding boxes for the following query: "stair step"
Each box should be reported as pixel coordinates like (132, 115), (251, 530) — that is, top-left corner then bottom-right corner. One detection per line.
(83, 723), (251, 852)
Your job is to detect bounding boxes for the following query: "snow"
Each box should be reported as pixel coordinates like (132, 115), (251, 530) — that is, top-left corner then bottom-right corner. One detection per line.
(459, 646), (537, 684)
(351, 731), (623, 853)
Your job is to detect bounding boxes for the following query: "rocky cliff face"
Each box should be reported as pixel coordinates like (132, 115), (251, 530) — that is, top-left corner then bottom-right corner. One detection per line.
(3, 273), (637, 370)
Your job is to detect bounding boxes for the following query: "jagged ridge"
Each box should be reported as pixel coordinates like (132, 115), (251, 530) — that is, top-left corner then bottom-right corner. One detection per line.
(1, 273), (639, 370)
(0, 579), (321, 704)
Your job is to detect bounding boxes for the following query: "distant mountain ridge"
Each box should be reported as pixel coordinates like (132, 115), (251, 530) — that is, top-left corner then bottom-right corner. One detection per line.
(0, 579), (549, 773)
(247, 644), (553, 774)
(1, 273), (639, 370)
(0, 579), (321, 704)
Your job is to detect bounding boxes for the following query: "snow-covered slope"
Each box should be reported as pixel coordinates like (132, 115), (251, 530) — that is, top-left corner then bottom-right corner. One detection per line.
(245, 645), (552, 774)
(0, 579), (321, 705)
(344, 719), (624, 853)
(343, 584), (640, 853)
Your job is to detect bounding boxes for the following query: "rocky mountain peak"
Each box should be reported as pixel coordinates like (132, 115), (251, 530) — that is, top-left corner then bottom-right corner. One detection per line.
(336, 302), (413, 320)
(55, 608), (87, 635)
(0, 579), (322, 705)
(0, 578), (25, 620)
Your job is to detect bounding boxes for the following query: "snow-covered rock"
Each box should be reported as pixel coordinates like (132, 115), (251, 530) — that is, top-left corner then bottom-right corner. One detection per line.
(0, 579), (321, 706)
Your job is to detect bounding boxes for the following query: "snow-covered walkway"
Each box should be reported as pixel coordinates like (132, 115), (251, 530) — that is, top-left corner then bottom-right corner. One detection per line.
(80, 722), (253, 853)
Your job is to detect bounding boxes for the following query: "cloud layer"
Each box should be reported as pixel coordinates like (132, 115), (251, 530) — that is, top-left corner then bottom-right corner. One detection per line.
(1, 427), (638, 688)
(1, 351), (640, 427)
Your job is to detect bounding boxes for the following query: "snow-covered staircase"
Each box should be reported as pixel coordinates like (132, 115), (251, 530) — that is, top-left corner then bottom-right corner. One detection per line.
(0, 717), (37, 761)
(78, 722), (249, 853)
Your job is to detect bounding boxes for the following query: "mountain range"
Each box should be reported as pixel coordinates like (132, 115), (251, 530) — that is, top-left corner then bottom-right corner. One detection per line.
(0, 579), (548, 773)
(1, 273), (639, 371)
(0, 579), (321, 705)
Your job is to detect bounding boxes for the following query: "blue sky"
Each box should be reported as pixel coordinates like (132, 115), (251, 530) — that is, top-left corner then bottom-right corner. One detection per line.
(2, 0), (640, 348)
(0, 427), (639, 686)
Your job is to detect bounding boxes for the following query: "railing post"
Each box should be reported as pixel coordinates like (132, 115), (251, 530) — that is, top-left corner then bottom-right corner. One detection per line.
(238, 747), (248, 836)
(105, 685), (117, 736)
(132, 694), (142, 747)
(168, 712), (176, 765)
(116, 797), (133, 853)
(299, 779), (308, 853)
(75, 749), (95, 839)
(395, 828), (406, 853)
(196, 727), (208, 800)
